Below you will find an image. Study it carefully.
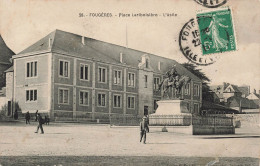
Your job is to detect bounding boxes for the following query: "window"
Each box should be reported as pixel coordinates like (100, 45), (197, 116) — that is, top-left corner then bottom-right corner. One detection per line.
(59, 60), (69, 77)
(194, 103), (199, 114)
(113, 95), (121, 108)
(79, 91), (89, 106)
(128, 73), (135, 87)
(145, 58), (149, 68)
(114, 70), (122, 85)
(127, 96), (135, 109)
(26, 89), (37, 101)
(59, 89), (69, 104)
(98, 67), (106, 83)
(144, 75), (148, 88)
(184, 83), (190, 95)
(80, 64), (89, 80)
(154, 77), (160, 90)
(98, 93), (106, 106)
(194, 84), (200, 96)
(26, 61), (37, 77)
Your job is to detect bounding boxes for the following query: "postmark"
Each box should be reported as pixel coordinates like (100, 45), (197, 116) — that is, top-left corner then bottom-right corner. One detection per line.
(197, 8), (236, 55)
(179, 18), (219, 66)
(194, 0), (227, 8)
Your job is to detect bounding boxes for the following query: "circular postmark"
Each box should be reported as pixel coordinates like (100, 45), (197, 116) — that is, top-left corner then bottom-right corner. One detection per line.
(179, 18), (219, 66)
(194, 0), (227, 8)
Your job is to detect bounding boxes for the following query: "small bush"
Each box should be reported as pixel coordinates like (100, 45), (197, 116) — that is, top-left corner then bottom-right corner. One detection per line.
(0, 103), (8, 120)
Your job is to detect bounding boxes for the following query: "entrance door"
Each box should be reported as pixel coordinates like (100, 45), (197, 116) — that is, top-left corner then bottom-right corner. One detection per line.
(144, 106), (148, 116)
(7, 101), (11, 116)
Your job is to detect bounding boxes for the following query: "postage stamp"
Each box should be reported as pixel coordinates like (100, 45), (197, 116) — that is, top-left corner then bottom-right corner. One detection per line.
(179, 18), (219, 66)
(179, 7), (236, 65)
(194, 0), (228, 8)
(197, 8), (236, 55)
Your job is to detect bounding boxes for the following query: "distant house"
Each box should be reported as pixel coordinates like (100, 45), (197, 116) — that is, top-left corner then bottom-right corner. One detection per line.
(222, 84), (242, 101)
(210, 82), (229, 102)
(210, 83), (258, 113)
(226, 96), (258, 112)
(210, 83), (250, 102)
(7, 29), (202, 121)
(201, 100), (238, 114)
(246, 89), (260, 110)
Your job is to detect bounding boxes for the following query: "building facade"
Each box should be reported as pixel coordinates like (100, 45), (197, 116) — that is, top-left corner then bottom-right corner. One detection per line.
(10, 30), (202, 121)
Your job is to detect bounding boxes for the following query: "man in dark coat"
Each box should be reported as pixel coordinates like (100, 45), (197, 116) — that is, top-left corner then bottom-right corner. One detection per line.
(140, 116), (148, 144)
(35, 113), (44, 134)
(35, 110), (38, 121)
(14, 109), (18, 120)
(25, 111), (30, 124)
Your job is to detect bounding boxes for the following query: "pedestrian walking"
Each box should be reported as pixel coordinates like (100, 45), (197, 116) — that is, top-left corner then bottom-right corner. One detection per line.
(140, 116), (148, 144)
(35, 110), (38, 121)
(35, 113), (44, 134)
(14, 109), (18, 120)
(25, 111), (30, 124)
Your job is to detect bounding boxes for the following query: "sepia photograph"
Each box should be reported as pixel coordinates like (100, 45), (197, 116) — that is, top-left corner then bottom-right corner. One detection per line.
(0, 0), (259, 165)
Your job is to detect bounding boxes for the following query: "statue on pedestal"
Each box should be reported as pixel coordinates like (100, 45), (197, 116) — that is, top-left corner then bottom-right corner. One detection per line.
(158, 66), (191, 98)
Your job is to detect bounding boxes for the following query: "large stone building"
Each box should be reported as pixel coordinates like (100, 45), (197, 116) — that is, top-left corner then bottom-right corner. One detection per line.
(8, 30), (202, 121)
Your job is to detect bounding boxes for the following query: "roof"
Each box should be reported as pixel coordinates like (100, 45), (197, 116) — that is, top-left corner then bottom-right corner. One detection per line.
(227, 96), (259, 109)
(5, 66), (13, 72)
(0, 35), (15, 64)
(18, 29), (202, 82)
(237, 86), (250, 96)
(254, 93), (260, 99)
(202, 100), (238, 113)
(247, 93), (260, 100)
(224, 84), (241, 93)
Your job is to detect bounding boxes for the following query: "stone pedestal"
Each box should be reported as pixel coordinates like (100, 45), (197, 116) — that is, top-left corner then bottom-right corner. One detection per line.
(149, 99), (191, 127)
(153, 99), (190, 115)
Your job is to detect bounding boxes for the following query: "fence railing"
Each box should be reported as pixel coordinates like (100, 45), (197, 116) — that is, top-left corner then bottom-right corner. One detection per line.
(192, 115), (233, 126)
(149, 115), (191, 126)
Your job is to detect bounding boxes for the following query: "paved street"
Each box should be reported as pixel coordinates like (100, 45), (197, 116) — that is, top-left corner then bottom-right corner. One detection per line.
(0, 121), (259, 165)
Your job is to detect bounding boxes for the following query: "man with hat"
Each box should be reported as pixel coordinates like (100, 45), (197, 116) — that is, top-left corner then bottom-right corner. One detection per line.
(140, 116), (148, 144)
(35, 113), (44, 134)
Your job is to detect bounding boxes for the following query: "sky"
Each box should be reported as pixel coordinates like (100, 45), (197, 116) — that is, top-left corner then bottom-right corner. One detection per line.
(0, 0), (259, 92)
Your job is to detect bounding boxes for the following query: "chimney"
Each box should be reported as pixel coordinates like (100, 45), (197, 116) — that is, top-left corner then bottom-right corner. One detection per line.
(141, 54), (147, 64)
(158, 61), (161, 70)
(254, 89), (256, 94)
(48, 38), (52, 48)
(82, 36), (85, 45)
(120, 53), (123, 63)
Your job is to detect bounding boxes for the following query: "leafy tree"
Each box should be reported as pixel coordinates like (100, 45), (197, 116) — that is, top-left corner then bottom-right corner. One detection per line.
(0, 72), (6, 88)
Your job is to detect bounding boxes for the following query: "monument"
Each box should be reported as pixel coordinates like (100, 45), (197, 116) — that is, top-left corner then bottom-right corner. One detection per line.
(149, 66), (192, 126)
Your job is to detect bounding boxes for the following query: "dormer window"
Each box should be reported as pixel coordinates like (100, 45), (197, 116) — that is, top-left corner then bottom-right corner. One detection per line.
(158, 61), (161, 70)
(120, 53), (123, 63)
(145, 59), (149, 68)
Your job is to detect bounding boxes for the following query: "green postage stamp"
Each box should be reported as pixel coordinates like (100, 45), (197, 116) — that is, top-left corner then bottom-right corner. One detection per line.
(197, 8), (236, 55)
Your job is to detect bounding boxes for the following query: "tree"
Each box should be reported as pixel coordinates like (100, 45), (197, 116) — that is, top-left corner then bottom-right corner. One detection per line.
(182, 63), (211, 101)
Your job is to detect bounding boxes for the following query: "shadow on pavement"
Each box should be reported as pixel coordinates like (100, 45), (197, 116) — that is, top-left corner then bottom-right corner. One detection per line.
(146, 142), (186, 144)
(202, 136), (260, 139)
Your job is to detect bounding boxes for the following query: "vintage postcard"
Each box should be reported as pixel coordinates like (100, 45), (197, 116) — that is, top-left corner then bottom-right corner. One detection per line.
(0, 0), (259, 165)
